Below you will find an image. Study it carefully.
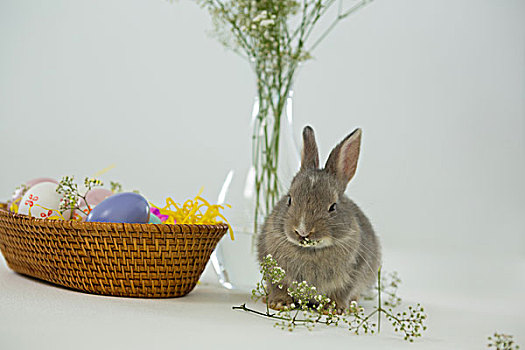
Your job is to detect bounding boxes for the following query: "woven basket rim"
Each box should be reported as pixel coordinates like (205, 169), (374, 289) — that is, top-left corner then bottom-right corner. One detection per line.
(0, 203), (230, 232)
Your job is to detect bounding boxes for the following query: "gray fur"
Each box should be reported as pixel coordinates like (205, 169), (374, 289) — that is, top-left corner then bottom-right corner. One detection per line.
(256, 126), (381, 311)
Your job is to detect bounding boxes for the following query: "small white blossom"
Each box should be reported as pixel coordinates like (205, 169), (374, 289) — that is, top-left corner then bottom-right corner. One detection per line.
(259, 19), (275, 27)
(252, 10), (267, 22)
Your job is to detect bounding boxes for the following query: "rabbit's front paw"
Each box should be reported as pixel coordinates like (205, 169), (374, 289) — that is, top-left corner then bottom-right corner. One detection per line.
(319, 302), (347, 315)
(268, 295), (294, 311)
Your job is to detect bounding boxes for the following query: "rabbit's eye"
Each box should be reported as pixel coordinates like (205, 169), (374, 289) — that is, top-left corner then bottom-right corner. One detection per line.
(329, 203), (337, 212)
(287, 195), (292, 206)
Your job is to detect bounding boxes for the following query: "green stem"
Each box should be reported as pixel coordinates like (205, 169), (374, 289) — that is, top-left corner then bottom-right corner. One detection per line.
(377, 267), (382, 333)
(355, 309), (378, 331)
(233, 304), (275, 318)
(209, 0), (254, 57)
(261, 275), (270, 315)
(233, 303), (333, 325)
(308, 0), (373, 52)
(251, 66), (293, 233)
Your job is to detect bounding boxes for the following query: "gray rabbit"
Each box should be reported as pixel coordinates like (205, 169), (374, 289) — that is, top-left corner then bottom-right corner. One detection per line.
(256, 126), (381, 313)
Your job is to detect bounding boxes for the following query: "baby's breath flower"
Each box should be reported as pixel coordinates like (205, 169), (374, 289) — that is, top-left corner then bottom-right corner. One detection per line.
(56, 175), (105, 217)
(488, 333), (520, 350)
(259, 19), (275, 27)
(84, 177), (103, 191)
(234, 255), (427, 342)
(252, 10), (267, 22)
(110, 181), (123, 193)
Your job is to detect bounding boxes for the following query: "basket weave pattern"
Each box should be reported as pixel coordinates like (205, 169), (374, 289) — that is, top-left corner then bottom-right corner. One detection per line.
(0, 204), (228, 297)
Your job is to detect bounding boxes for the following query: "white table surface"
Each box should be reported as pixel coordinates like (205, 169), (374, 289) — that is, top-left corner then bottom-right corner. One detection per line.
(1, 248), (524, 350)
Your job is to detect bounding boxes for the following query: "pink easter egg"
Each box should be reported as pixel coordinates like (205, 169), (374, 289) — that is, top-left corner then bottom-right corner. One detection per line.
(72, 188), (113, 221)
(83, 188), (113, 208)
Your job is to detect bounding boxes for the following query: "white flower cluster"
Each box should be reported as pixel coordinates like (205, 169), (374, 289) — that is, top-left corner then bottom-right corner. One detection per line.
(262, 254), (286, 286)
(287, 280), (333, 311)
(488, 333), (520, 350)
(56, 176), (103, 213)
(252, 10), (276, 27)
(84, 177), (103, 191)
(299, 237), (322, 247)
(56, 176), (79, 212)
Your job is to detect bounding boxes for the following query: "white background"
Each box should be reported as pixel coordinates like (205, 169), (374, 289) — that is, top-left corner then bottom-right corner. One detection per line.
(1, 0), (524, 255)
(0, 1), (524, 348)
(1, 0), (523, 256)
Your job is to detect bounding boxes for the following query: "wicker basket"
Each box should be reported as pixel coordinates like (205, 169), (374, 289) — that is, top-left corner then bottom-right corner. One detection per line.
(0, 203), (228, 298)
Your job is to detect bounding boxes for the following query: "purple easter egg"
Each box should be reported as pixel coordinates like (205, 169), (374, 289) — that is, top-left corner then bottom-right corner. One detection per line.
(86, 192), (150, 224)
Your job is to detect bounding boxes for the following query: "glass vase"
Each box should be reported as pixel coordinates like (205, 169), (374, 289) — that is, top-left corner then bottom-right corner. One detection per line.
(210, 86), (300, 291)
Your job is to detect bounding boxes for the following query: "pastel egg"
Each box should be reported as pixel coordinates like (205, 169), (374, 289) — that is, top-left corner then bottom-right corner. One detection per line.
(77, 188), (114, 211)
(62, 208), (89, 222)
(73, 188), (114, 221)
(18, 182), (69, 219)
(148, 212), (163, 224)
(84, 188), (113, 208)
(26, 177), (58, 188)
(86, 192), (150, 224)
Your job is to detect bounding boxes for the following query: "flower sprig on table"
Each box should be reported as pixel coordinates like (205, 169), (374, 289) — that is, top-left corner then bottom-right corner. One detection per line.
(362, 269), (402, 308)
(233, 255), (427, 342)
(488, 333), (520, 350)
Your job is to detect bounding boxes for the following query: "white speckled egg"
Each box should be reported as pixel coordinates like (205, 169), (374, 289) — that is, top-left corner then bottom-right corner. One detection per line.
(18, 182), (69, 219)
(8, 177), (58, 212)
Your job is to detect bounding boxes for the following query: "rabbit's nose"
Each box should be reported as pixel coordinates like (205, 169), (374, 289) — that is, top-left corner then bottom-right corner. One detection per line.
(294, 228), (310, 238)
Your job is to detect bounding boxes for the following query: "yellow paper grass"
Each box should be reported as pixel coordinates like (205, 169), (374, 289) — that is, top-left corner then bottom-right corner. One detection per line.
(151, 188), (234, 240)
(8, 198), (20, 213)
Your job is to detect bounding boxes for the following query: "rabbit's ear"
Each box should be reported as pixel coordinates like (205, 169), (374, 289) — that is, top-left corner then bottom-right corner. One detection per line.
(324, 128), (362, 187)
(300, 126), (320, 171)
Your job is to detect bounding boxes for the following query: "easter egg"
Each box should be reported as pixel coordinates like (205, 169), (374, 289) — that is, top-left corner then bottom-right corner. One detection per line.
(84, 188), (113, 208)
(72, 188), (114, 221)
(63, 208), (89, 222)
(9, 177), (58, 211)
(150, 206), (169, 222)
(148, 211), (163, 224)
(86, 192), (150, 224)
(26, 177), (58, 188)
(18, 182), (69, 219)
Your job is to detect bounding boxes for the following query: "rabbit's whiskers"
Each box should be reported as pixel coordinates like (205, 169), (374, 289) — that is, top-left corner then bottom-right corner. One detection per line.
(331, 236), (376, 275)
